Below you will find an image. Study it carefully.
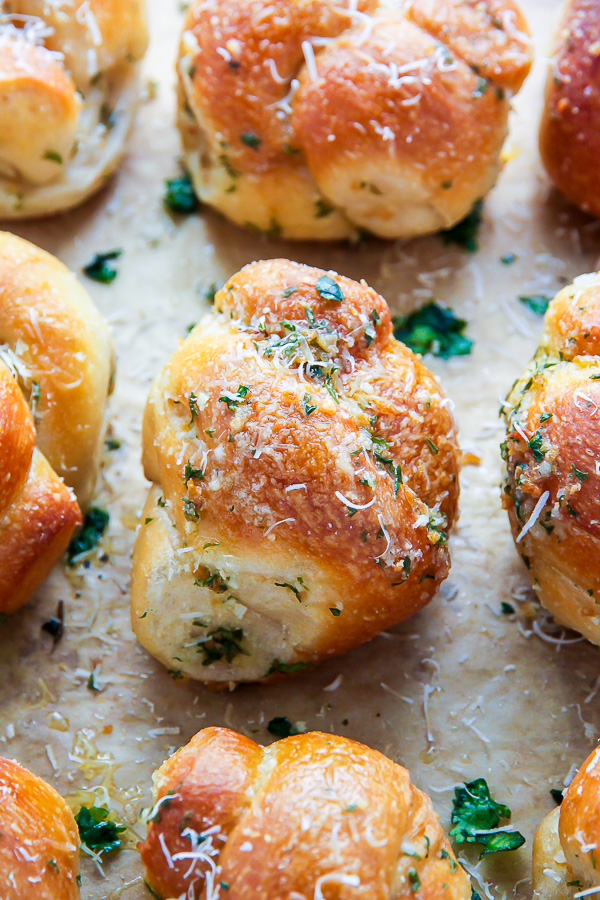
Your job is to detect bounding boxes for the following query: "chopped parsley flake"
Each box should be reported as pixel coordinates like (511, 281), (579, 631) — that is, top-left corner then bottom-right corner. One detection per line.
(527, 431), (544, 461)
(315, 198), (334, 218)
(67, 507), (109, 563)
(43, 149), (63, 164)
(196, 626), (248, 666)
(164, 173), (199, 214)
(302, 393), (317, 416)
(571, 464), (589, 481)
(240, 131), (261, 149)
(519, 294), (551, 316)
(189, 392), (199, 423)
(315, 274), (344, 303)
(182, 498), (199, 521)
(393, 302), (472, 358)
(83, 250), (122, 284)
(184, 461), (204, 485)
(268, 660), (313, 675)
(275, 581), (303, 601)
(442, 200), (483, 252)
(75, 805), (126, 854)
(408, 868), (421, 891)
(550, 788), (563, 805)
(219, 384), (250, 409)
(450, 778), (525, 857)
(267, 716), (303, 738)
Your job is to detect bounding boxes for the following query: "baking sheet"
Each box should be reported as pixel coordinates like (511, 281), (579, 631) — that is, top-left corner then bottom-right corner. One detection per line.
(2, 1), (600, 898)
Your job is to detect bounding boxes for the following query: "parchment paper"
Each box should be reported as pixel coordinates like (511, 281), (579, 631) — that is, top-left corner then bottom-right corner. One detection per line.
(2, 1), (599, 898)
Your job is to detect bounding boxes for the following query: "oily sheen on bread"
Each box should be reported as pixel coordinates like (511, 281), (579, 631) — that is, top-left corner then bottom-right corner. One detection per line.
(131, 259), (460, 684)
(176, 0), (532, 240)
(0, 756), (80, 900)
(0, 232), (114, 614)
(533, 744), (600, 898)
(539, 0), (600, 218)
(502, 272), (600, 645)
(0, 0), (148, 218)
(140, 727), (472, 900)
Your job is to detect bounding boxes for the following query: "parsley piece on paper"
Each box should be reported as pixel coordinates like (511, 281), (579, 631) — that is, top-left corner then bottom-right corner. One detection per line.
(267, 716), (303, 738)
(519, 294), (551, 316)
(450, 778), (526, 858)
(164, 173), (199, 214)
(393, 302), (472, 359)
(75, 805), (126, 854)
(268, 660), (313, 675)
(67, 508), (109, 564)
(315, 274), (344, 303)
(550, 788), (563, 805)
(442, 200), (483, 251)
(83, 250), (122, 284)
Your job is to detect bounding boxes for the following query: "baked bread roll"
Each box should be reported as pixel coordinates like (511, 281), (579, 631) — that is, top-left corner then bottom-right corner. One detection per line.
(0, 756), (80, 900)
(539, 0), (600, 219)
(533, 745), (600, 898)
(140, 727), (471, 900)
(0, 0), (148, 218)
(176, 0), (532, 241)
(502, 272), (600, 644)
(0, 232), (114, 615)
(131, 259), (460, 684)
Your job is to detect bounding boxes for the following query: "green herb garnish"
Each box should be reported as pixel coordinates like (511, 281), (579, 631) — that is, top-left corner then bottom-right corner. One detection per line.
(268, 660), (313, 675)
(442, 200), (483, 251)
(67, 507), (109, 563)
(393, 302), (472, 358)
(196, 626), (248, 666)
(43, 150), (63, 164)
(315, 198), (334, 218)
(164, 173), (199, 214)
(83, 250), (122, 284)
(75, 805), (126, 854)
(519, 294), (551, 316)
(571, 464), (589, 482)
(267, 716), (302, 738)
(219, 384), (250, 409)
(315, 274), (344, 303)
(240, 132), (261, 149)
(450, 778), (526, 857)
(184, 462), (204, 485)
(302, 393), (317, 416)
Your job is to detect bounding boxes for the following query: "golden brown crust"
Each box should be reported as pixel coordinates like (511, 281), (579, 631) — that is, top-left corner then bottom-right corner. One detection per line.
(0, 233), (113, 615)
(407, 0), (533, 92)
(559, 745), (600, 889)
(533, 746), (600, 896)
(132, 259), (460, 684)
(539, 0), (600, 218)
(503, 273), (600, 644)
(140, 728), (471, 900)
(0, 232), (114, 509)
(532, 806), (572, 899)
(0, 0), (148, 216)
(0, 447), (81, 615)
(177, 0), (532, 240)
(0, 756), (80, 900)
